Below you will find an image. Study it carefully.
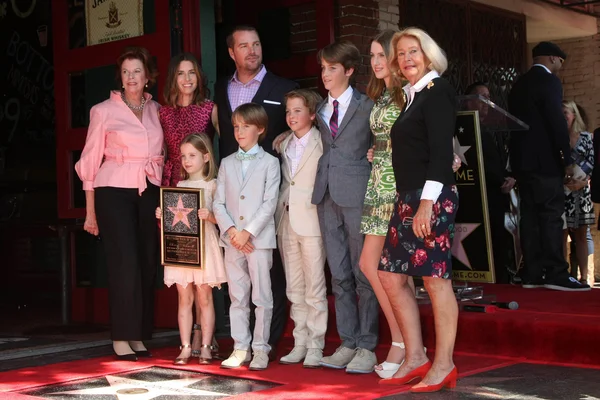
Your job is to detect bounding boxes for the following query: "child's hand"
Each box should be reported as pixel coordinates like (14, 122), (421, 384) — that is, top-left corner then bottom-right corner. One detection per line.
(231, 229), (251, 249)
(155, 207), (162, 219)
(241, 240), (255, 254)
(226, 227), (238, 245)
(198, 208), (210, 220)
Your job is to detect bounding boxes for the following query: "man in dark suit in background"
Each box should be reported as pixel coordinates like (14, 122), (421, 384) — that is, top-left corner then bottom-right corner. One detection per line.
(508, 42), (590, 291)
(214, 25), (299, 358)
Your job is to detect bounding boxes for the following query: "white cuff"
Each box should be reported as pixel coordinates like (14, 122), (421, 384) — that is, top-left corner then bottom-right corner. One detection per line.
(421, 180), (443, 202)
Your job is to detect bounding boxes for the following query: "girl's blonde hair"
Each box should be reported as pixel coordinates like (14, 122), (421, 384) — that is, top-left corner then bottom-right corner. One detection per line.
(179, 133), (217, 181)
(389, 27), (448, 78)
(562, 100), (586, 134)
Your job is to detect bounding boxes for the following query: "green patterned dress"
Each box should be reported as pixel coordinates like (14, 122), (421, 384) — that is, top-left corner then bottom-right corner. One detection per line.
(360, 89), (401, 236)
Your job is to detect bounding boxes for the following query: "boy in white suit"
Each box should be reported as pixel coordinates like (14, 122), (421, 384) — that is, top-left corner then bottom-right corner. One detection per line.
(213, 103), (281, 371)
(275, 89), (328, 368)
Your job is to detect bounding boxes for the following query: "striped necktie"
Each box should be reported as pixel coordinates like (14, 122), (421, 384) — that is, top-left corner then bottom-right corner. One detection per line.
(329, 99), (339, 139)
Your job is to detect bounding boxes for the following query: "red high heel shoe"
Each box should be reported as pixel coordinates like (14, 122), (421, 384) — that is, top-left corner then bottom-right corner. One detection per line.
(379, 361), (432, 385)
(410, 366), (458, 393)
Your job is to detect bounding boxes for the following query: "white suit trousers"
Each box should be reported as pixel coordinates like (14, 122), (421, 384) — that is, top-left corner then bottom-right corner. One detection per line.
(224, 247), (273, 352)
(278, 211), (328, 349)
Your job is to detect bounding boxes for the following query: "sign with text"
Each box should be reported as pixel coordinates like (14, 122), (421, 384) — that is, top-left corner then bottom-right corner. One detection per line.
(160, 187), (205, 269)
(451, 111), (495, 283)
(85, 0), (143, 46)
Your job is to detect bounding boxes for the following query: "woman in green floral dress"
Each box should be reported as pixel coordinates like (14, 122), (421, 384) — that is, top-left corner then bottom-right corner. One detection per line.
(359, 30), (409, 378)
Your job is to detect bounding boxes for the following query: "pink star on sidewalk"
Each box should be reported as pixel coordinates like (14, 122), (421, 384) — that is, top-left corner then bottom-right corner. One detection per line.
(168, 196), (194, 229)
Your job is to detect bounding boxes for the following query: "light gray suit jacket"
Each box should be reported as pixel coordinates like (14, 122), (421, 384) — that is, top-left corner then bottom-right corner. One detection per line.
(311, 88), (374, 208)
(213, 146), (281, 249)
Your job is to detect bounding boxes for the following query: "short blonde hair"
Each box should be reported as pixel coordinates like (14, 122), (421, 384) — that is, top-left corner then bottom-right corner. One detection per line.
(563, 100), (586, 134)
(284, 89), (323, 125)
(389, 27), (448, 77)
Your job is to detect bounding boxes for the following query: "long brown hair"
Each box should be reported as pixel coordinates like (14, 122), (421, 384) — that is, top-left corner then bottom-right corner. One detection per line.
(366, 30), (404, 107)
(179, 133), (217, 181)
(164, 53), (209, 107)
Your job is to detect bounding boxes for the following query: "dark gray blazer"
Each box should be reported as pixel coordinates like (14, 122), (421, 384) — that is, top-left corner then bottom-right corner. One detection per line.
(311, 88), (373, 208)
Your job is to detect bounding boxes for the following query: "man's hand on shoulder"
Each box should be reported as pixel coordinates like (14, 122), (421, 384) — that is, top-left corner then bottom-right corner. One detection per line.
(273, 130), (293, 154)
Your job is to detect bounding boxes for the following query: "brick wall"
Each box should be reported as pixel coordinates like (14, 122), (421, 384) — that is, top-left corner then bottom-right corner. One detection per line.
(556, 12), (600, 132)
(289, 0), (401, 91)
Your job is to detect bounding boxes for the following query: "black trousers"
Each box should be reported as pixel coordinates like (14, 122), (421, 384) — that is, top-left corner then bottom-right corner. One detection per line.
(95, 183), (160, 341)
(517, 173), (569, 283)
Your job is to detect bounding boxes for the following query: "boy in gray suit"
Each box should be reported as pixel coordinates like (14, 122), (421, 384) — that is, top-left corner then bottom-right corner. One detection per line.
(313, 42), (378, 373)
(213, 103), (281, 371)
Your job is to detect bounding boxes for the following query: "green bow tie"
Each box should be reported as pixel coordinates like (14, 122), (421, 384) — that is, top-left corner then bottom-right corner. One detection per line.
(236, 152), (257, 161)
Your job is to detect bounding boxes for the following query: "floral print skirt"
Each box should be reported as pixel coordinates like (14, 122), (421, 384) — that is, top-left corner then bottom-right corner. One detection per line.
(379, 185), (459, 279)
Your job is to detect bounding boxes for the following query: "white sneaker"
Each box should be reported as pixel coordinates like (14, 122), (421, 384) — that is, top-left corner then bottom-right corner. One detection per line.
(303, 348), (323, 368)
(319, 346), (357, 369)
(279, 345), (307, 364)
(346, 348), (377, 374)
(221, 349), (251, 369)
(249, 350), (270, 370)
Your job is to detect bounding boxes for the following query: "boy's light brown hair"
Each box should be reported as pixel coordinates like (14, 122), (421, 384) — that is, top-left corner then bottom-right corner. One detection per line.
(179, 133), (217, 181)
(284, 89), (324, 127)
(317, 41), (362, 77)
(231, 103), (269, 142)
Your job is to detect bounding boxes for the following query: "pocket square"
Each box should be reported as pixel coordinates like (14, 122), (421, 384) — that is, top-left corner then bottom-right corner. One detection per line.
(263, 100), (281, 105)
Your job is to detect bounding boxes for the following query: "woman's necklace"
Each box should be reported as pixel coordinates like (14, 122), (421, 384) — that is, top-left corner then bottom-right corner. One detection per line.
(121, 92), (146, 112)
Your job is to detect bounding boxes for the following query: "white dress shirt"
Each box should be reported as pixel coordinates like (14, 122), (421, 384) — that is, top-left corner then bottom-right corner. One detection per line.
(238, 143), (259, 179)
(286, 129), (313, 176)
(403, 70), (445, 202)
(319, 85), (353, 128)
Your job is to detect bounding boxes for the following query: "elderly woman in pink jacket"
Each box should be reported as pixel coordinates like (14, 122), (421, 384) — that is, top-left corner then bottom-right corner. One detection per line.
(75, 46), (164, 361)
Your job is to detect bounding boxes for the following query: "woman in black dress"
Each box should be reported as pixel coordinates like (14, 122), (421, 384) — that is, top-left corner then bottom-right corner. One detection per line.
(378, 27), (459, 393)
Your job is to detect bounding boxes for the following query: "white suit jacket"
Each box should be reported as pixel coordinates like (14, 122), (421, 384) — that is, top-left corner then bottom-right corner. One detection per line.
(275, 126), (323, 236)
(213, 146), (281, 249)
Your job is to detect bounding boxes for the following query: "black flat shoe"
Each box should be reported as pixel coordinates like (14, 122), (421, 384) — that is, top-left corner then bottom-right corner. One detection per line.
(134, 350), (152, 358)
(116, 353), (138, 361)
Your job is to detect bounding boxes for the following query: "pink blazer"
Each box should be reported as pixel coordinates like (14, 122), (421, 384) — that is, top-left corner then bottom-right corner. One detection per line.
(75, 91), (164, 195)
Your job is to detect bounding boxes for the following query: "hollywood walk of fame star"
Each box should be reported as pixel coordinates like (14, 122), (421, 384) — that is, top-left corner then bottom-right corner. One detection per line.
(453, 133), (471, 166)
(168, 196), (194, 229)
(52, 374), (225, 399)
(451, 223), (480, 269)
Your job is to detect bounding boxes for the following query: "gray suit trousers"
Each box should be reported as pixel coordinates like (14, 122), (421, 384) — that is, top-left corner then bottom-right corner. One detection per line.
(317, 191), (379, 351)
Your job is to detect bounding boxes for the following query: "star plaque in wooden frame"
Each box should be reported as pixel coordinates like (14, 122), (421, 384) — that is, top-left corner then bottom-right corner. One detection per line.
(159, 187), (205, 269)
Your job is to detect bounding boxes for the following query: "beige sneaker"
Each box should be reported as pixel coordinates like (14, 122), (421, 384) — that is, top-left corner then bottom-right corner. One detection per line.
(303, 348), (323, 368)
(346, 348), (377, 374)
(279, 345), (307, 364)
(319, 346), (356, 369)
(249, 350), (270, 370)
(221, 349), (251, 369)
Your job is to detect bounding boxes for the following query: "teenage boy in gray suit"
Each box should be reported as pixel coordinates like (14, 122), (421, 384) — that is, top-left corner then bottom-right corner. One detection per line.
(313, 41), (378, 373)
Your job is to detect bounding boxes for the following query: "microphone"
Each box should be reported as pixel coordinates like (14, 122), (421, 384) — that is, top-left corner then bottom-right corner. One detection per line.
(461, 305), (496, 313)
(491, 301), (519, 310)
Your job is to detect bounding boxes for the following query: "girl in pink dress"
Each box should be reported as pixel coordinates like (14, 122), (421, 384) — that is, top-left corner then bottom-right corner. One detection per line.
(156, 133), (226, 364)
(159, 53), (221, 358)
(160, 53), (219, 187)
